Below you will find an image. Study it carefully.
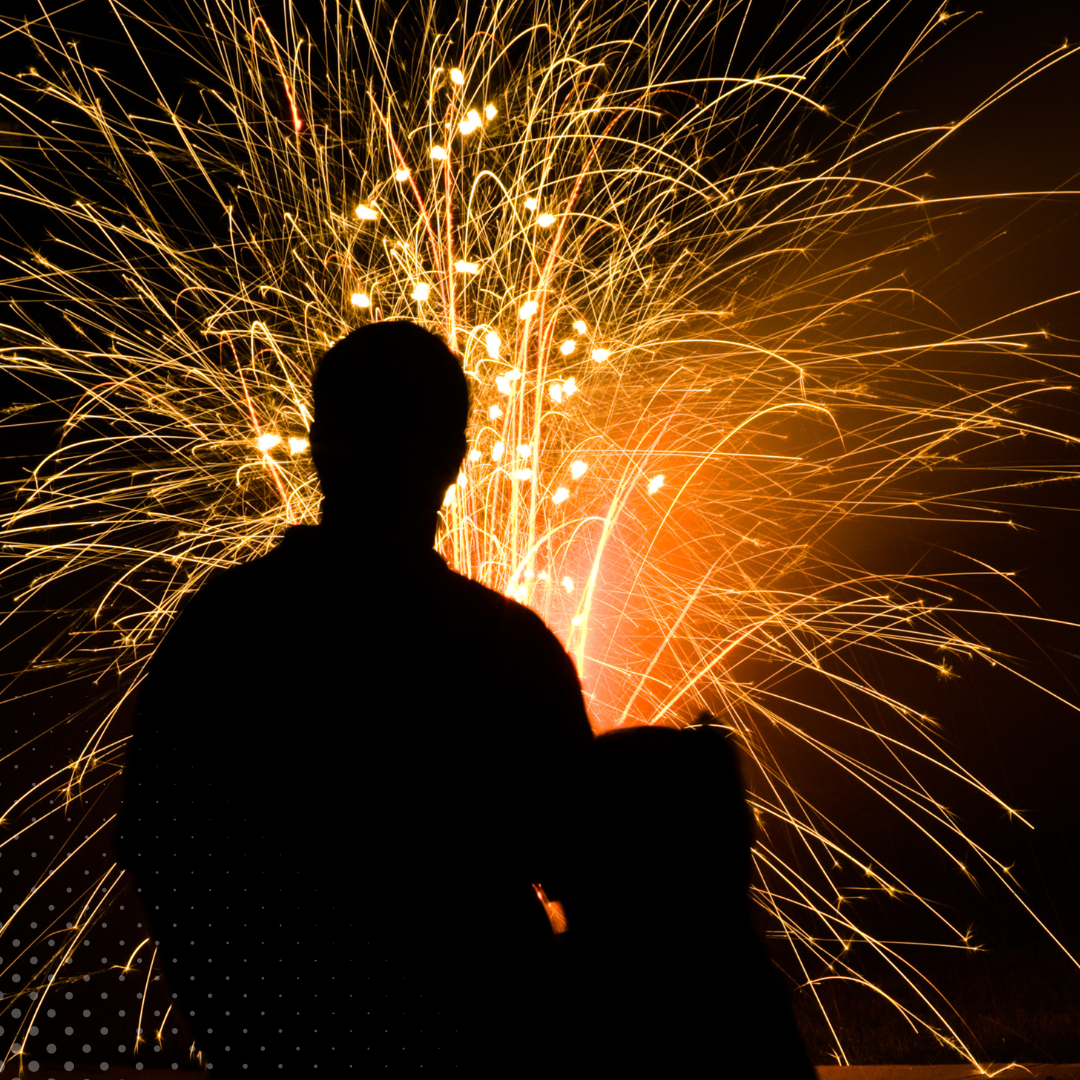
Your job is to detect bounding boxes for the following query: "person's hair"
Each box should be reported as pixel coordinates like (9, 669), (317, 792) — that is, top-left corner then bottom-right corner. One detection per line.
(309, 320), (470, 500)
(563, 714), (753, 928)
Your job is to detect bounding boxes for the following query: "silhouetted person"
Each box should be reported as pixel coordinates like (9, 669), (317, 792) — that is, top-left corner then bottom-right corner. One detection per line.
(553, 714), (816, 1076)
(114, 320), (595, 1073)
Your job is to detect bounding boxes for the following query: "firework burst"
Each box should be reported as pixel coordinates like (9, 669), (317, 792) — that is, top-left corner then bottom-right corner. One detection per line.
(1, 0), (1079, 1068)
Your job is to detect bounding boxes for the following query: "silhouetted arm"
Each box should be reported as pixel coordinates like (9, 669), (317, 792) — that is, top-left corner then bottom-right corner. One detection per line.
(502, 603), (595, 905)
(115, 569), (246, 903)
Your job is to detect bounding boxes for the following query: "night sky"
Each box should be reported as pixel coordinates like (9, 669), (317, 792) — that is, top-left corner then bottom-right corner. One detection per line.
(0, 0), (1079, 1071)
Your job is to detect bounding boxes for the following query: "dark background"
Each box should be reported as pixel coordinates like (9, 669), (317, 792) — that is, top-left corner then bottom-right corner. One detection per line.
(0, 0), (1078, 1070)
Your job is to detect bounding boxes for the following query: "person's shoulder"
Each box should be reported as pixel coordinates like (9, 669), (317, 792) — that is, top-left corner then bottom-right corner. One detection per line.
(503, 594), (566, 646)
(444, 563), (558, 637)
(443, 565), (588, 690)
(170, 527), (311, 619)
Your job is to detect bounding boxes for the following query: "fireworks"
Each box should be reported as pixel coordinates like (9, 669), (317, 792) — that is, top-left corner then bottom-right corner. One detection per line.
(0, 0), (1078, 1068)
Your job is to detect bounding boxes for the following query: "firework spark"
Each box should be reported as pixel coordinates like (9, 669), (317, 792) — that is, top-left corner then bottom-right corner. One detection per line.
(0, 0), (1079, 1068)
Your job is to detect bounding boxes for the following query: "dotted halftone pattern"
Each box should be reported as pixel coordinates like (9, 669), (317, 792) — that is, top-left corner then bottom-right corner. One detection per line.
(2, 815), (365, 1074)
(0, 778), (202, 1073)
(2, 703), (358, 1073)
(0, 900), (201, 1072)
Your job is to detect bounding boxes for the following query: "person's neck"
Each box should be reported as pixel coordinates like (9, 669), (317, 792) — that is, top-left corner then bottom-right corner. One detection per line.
(318, 498), (439, 555)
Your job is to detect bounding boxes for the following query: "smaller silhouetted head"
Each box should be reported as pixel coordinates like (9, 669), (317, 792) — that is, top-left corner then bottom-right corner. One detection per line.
(310, 321), (470, 531)
(562, 713), (753, 938)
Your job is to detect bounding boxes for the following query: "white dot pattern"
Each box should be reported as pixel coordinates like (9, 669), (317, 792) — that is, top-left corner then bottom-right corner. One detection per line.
(1, 878), (203, 1071)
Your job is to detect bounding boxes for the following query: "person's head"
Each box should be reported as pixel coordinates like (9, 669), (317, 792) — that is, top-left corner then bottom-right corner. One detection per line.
(563, 714), (753, 933)
(309, 320), (470, 523)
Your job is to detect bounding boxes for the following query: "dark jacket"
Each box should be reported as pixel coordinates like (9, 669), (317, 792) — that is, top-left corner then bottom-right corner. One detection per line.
(115, 524), (594, 1073)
